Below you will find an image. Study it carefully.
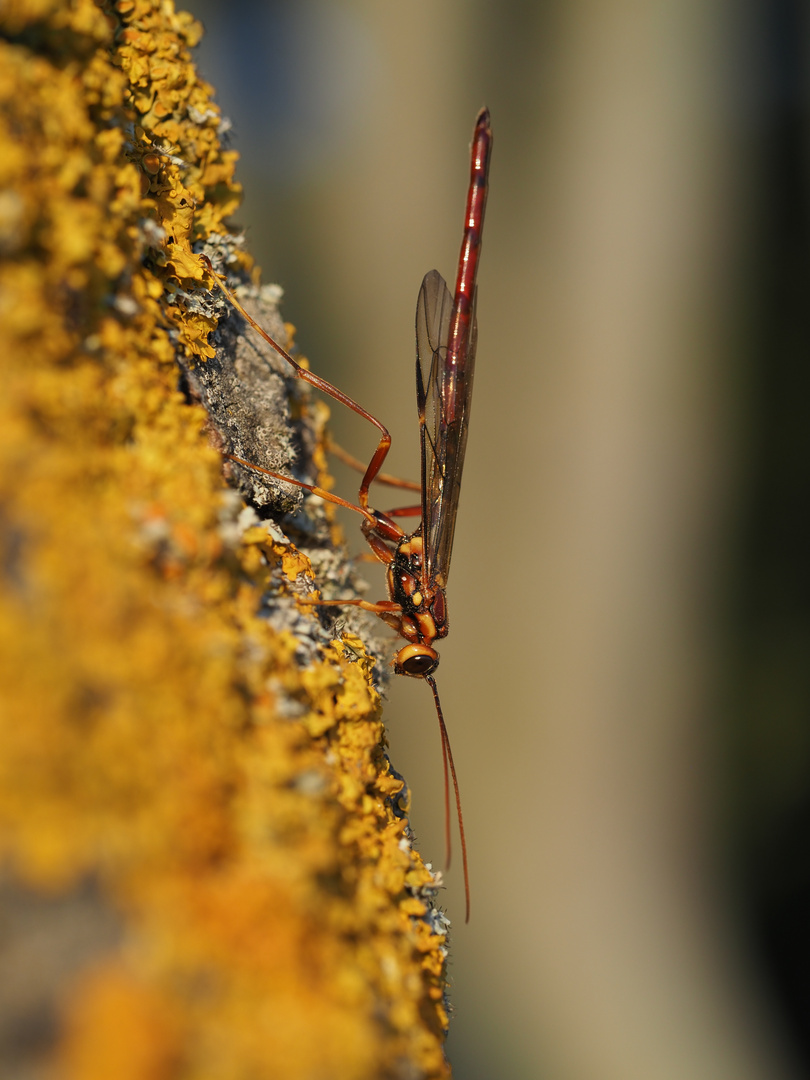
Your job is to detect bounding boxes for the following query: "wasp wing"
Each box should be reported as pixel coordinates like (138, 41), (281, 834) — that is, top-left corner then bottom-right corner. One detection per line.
(415, 269), (477, 589)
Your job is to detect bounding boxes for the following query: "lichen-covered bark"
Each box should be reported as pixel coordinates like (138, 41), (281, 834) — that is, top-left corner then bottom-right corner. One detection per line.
(0, 3), (452, 1078)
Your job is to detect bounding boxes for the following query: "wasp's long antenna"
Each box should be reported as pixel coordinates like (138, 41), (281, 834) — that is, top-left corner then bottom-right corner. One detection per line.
(426, 675), (470, 923)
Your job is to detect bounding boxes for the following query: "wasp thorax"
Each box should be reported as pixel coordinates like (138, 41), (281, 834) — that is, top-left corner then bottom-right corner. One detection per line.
(389, 536), (450, 646)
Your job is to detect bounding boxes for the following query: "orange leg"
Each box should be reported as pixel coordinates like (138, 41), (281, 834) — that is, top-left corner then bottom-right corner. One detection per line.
(298, 597), (402, 616)
(379, 504), (421, 519)
(327, 437), (420, 493)
(203, 256), (393, 510)
(225, 453), (407, 548)
(298, 596), (405, 637)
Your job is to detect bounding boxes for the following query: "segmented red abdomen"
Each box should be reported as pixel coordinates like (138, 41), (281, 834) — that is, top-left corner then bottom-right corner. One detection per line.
(445, 108), (492, 389)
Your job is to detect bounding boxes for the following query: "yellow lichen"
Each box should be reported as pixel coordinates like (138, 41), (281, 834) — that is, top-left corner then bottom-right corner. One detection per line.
(0, 2), (452, 1078)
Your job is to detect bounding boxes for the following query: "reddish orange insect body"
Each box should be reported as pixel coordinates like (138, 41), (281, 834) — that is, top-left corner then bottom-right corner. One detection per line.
(204, 109), (492, 922)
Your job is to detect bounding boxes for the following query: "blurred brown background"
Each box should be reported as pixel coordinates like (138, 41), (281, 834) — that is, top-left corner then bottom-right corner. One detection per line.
(183, 1), (810, 1077)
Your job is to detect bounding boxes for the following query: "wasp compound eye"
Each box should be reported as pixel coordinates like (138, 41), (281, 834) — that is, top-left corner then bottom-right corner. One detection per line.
(395, 644), (439, 678)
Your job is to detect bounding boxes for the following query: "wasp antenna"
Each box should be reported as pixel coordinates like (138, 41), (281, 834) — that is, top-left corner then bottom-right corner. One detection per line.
(426, 675), (470, 923)
(438, 697), (452, 870)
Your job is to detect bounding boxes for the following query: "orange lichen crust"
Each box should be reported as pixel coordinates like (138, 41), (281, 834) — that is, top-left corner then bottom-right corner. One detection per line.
(0, 3), (452, 1079)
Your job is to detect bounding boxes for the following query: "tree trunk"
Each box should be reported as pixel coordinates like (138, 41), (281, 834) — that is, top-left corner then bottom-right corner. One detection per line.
(0, 3), (452, 1077)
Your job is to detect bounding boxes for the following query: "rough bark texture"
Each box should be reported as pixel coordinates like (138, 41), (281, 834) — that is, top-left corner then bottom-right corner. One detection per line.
(0, 3), (452, 1078)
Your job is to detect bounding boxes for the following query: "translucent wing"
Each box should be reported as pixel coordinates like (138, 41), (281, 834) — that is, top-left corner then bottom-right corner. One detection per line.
(415, 269), (477, 589)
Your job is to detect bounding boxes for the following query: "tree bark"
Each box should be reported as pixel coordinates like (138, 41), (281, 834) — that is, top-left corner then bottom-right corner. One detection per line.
(0, 3), (452, 1077)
